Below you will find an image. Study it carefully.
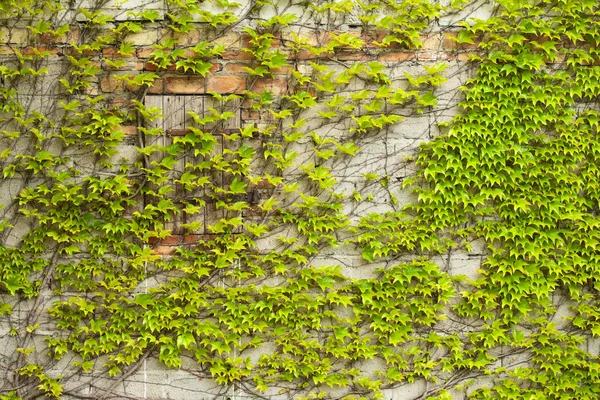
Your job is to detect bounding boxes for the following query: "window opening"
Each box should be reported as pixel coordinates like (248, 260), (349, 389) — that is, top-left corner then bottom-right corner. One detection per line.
(144, 94), (242, 236)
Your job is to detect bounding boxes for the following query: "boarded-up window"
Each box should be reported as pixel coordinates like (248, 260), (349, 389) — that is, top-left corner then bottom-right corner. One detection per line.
(144, 95), (242, 235)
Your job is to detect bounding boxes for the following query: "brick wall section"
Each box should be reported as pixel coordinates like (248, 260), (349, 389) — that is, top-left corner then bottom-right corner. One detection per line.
(0, 23), (484, 258)
(1, 5), (568, 399)
(63, 27), (478, 255)
(0, 28), (479, 90)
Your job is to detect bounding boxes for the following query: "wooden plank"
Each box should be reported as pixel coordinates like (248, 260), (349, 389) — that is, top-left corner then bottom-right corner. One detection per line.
(203, 96), (219, 131)
(162, 96), (186, 233)
(143, 95), (164, 169)
(184, 96), (206, 202)
(184, 95), (204, 129)
(163, 95), (185, 131)
(222, 98), (241, 131)
(201, 96), (221, 208)
(204, 201), (223, 235)
(163, 96), (186, 185)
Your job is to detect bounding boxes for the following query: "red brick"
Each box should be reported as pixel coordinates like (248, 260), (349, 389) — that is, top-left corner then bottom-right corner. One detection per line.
(163, 62), (221, 73)
(145, 62), (158, 71)
(226, 63), (289, 74)
(67, 28), (80, 44)
(161, 235), (181, 245)
(417, 51), (439, 61)
(103, 47), (128, 58)
(378, 52), (415, 62)
(104, 59), (144, 71)
(336, 51), (372, 61)
(0, 45), (14, 55)
(442, 52), (455, 61)
(63, 47), (97, 57)
(153, 245), (175, 255)
(21, 46), (60, 55)
(165, 76), (205, 94)
(443, 33), (458, 50)
(222, 50), (253, 61)
(443, 32), (479, 51)
(250, 77), (287, 96)
(224, 63), (250, 73)
(242, 31), (273, 48)
(182, 234), (222, 245)
(271, 65), (292, 74)
(241, 98), (254, 109)
(259, 112), (274, 121)
(116, 125), (138, 136)
(206, 75), (246, 94)
(137, 47), (154, 58)
(40, 33), (55, 45)
(182, 48), (196, 58)
(183, 235), (200, 244)
(166, 64), (184, 72)
(361, 30), (394, 48)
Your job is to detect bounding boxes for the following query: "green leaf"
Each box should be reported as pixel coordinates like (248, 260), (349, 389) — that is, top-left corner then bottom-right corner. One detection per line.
(455, 30), (475, 44)
(230, 178), (248, 194)
(177, 333), (196, 349)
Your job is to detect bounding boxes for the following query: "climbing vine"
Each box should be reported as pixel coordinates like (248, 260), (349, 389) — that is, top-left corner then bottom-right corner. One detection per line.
(1, 0), (600, 399)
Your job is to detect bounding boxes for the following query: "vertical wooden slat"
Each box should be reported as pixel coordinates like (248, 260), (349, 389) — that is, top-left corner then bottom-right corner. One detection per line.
(222, 98), (243, 202)
(183, 96), (205, 233)
(164, 95), (186, 132)
(184, 95), (204, 129)
(163, 96), (186, 233)
(202, 96), (221, 208)
(144, 95), (164, 169)
(183, 95), (204, 174)
(203, 96), (219, 132)
(164, 96), (185, 177)
(222, 98), (241, 131)
(204, 202), (222, 235)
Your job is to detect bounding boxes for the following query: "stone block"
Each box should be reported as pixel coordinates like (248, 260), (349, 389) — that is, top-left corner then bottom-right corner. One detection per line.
(437, 0), (495, 27)
(212, 30), (241, 47)
(147, 77), (164, 94)
(206, 75), (246, 94)
(421, 32), (442, 50)
(0, 28), (30, 45)
(165, 76), (205, 94)
(126, 29), (160, 46)
(101, 75), (124, 93)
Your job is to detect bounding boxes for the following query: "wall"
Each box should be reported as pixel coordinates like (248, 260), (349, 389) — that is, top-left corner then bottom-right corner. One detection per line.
(2, 0), (600, 399)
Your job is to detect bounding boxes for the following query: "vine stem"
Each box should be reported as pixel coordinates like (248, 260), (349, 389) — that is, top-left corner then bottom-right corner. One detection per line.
(14, 246), (61, 396)
(97, 347), (155, 400)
